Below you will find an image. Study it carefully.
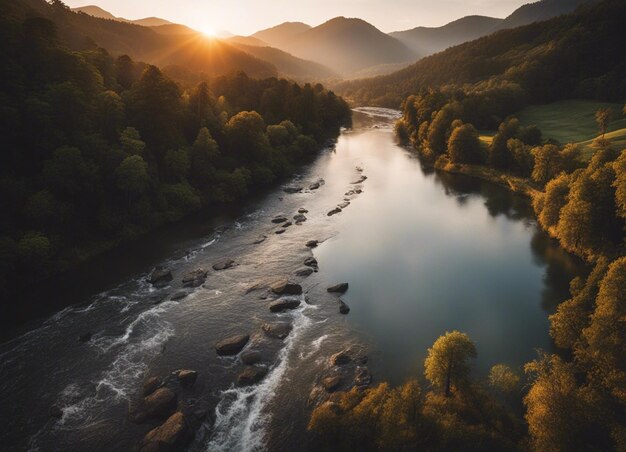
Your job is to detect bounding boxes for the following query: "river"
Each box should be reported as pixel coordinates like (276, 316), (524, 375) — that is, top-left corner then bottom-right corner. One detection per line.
(0, 108), (586, 451)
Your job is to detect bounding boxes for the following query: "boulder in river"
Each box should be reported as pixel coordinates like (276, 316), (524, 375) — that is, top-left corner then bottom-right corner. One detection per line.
(176, 370), (198, 388)
(298, 208), (308, 214)
(78, 332), (93, 343)
(262, 322), (293, 339)
(129, 387), (177, 424)
(141, 411), (191, 451)
(309, 182), (320, 190)
(295, 267), (314, 277)
(270, 279), (303, 295)
(215, 334), (250, 356)
(351, 175), (367, 184)
(149, 267), (173, 286)
(327, 207), (342, 216)
(283, 186), (303, 194)
(142, 376), (161, 397)
(330, 350), (352, 366)
(282, 221), (293, 228)
(305, 240), (318, 248)
(293, 214), (307, 223)
(237, 367), (268, 386)
(253, 235), (267, 245)
(271, 215), (288, 223)
(269, 299), (301, 312)
(322, 375), (342, 392)
(275, 229), (286, 235)
(339, 299), (350, 314)
(337, 201), (350, 209)
(304, 257), (318, 268)
(181, 269), (207, 287)
(327, 283), (349, 293)
(240, 350), (262, 365)
(212, 259), (235, 271)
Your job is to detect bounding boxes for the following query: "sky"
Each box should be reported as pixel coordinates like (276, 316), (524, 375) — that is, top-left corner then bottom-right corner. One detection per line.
(63, 0), (531, 36)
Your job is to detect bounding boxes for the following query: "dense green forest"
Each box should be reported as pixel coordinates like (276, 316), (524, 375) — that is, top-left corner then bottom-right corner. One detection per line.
(336, 0), (626, 108)
(307, 1), (626, 450)
(0, 6), (351, 298)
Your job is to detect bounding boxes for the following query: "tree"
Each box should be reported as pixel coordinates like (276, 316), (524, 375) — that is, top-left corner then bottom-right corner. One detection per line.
(163, 148), (190, 182)
(115, 155), (150, 200)
(614, 149), (626, 221)
(595, 107), (614, 139)
(424, 331), (477, 397)
(488, 364), (520, 394)
(224, 111), (270, 164)
(531, 144), (563, 186)
(448, 123), (482, 164)
(120, 127), (145, 155)
(535, 173), (570, 232)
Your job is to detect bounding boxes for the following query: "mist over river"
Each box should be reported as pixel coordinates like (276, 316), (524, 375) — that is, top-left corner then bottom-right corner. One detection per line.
(0, 109), (586, 451)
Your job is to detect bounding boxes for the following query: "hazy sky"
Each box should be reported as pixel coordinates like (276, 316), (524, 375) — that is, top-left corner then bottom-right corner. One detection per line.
(64, 0), (531, 35)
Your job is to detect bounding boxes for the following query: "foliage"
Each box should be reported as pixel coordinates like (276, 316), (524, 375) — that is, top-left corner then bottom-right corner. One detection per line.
(424, 331), (477, 397)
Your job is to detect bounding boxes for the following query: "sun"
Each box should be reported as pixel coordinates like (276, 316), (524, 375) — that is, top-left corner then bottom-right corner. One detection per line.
(201, 25), (216, 37)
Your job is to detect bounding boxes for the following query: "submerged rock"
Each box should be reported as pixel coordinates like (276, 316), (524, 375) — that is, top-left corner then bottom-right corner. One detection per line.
(262, 322), (293, 339)
(295, 267), (314, 277)
(283, 186), (303, 194)
(240, 350), (262, 365)
(298, 208), (308, 214)
(282, 221), (293, 228)
(271, 215), (288, 223)
(293, 214), (307, 223)
(309, 182), (320, 190)
(270, 279), (303, 295)
(215, 334), (250, 356)
(141, 411), (191, 451)
(170, 291), (188, 301)
(78, 332), (93, 343)
(327, 283), (349, 293)
(337, 201), (350, 209)
(354, 366), (372, 388)
(176, 370), (198, 388)
(149, 267), (173, 286)
(182, 269), (207, 287)
(339, 299), (350, 314)
(237, 367), (268, 386)
(253, 235), (267, 244)
(351, 175), (367, 184)
(304, 257), (318, 268)
(49, 405), (63, 419)
(327, 207), (342, 216)
(330, 350), (351, 366)
(275, 229), (286, 234)
(212, 259), (235, 271)
(269, 299), (301, 312)
(305, 240), (319, 248)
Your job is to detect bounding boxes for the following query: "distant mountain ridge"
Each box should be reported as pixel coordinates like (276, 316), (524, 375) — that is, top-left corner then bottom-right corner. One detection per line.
(252, 22), (312, 48)
(71, 4), (174, 27)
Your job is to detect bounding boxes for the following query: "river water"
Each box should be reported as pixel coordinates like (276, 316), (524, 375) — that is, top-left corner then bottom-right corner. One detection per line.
(0, 108), (586, 451)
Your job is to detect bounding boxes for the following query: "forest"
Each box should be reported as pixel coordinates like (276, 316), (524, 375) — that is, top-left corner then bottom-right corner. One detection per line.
(0, 8), (351, 299)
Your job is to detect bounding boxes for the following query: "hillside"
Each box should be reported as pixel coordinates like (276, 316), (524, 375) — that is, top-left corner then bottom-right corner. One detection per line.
(251, 22), (312, 48)
(280, 17), (417, 76)
(336, 0), (626, 106)
(390, 15), (502, 56)
(495, 0), (598, 30)
(21, 0), (278, 78)
(229, 43), (337, 81)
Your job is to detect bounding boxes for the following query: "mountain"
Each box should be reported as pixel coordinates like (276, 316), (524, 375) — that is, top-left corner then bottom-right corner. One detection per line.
(336, 0), (626, 106)
(229, 42), (337, 80)
(278, 17), (417, 76)
(227, 35), (268, 47)
(251, 22), (311, 48)
(495, 0), (598, 30)
(24, 0), (277, 78)
(72, 5), (173, 27)
(390, 15), (503, 56)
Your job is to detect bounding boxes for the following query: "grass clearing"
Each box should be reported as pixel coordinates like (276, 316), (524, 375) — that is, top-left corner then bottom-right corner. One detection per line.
(515, 100), (626, 160)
